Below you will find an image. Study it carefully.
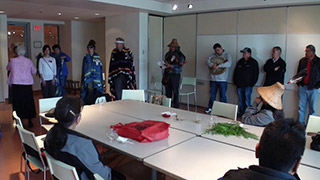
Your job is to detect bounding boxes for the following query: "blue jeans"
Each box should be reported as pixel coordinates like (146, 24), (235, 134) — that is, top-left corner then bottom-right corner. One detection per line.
(237, 87), (253, 115)
(298, 86), (319, 125)
(208, 81), (227, 109)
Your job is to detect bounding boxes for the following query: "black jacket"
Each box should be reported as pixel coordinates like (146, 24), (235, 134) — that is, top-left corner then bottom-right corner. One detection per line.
(263, 57), (286, 86)
(296, 55), (320, 89)
(222, 165), (299, 180)
(233, 57), (259, 88)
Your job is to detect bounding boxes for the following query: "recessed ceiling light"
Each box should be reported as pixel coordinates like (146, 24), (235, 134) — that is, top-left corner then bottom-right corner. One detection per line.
(94, 13), (100, 16)
(57, 12), (62, 16)
(188, 4), (193, 9)
(74, 16), (79, 20)
(8, 32), (11, 35)
(0, 10), (4, 14)
(172, 4), (178, 11)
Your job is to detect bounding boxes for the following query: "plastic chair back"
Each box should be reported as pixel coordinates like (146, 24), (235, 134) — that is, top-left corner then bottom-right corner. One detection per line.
(39, 97), (62, 113)
(151, 76), (163, 90)
(211, 101), (238, 121)
(44, 151), (80, 180)
(149, 95), (172, 107)
(13, 111), (23, 128)
(180, 77), (196, 87)
(17, 125), (40, 152)
(122, 90), (145, 102)
(95, 96), (106, 104)
(306, 115), (320, 133)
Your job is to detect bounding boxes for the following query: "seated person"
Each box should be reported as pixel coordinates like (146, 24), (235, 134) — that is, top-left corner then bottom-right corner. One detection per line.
(44, 96), (125, 180)
(242, 82), (285, 127)
(221, 118), (306, 180)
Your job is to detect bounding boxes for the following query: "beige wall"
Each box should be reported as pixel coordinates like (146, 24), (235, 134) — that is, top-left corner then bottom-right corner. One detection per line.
(0, 14), (8, 102)
(164, 15), (196, 77)
(105, 12), (149, 94)
(70, 20), (106, 82)
(238, 8), (287, 34)
(148, 16), (163, 89)
(161, 5), (320, 120)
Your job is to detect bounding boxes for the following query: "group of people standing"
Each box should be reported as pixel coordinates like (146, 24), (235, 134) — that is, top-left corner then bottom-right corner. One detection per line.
(204, 43), (320, 126)
(7, 44), (70, 127)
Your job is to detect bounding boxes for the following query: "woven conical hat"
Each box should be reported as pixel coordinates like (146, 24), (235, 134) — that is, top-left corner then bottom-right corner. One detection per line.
(167, 39), (180, 47)
(257, 82), (285, 110)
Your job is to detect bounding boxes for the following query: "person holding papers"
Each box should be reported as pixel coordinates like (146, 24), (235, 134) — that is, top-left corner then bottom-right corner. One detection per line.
(163, 39), (186, 108)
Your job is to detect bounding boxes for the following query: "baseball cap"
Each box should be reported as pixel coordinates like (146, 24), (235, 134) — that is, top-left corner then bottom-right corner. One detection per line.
(240, 47), (252, 53)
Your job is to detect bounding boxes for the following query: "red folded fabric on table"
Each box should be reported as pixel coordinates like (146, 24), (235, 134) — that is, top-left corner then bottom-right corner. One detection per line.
(110, 120), (170, 143)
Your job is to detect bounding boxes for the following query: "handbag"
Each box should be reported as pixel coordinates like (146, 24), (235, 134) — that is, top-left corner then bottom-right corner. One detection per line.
(311, 133), (320, 152)
(162, 75), (169, 86)
(110, 120), (170, 143)
(45, 108), (55, 118)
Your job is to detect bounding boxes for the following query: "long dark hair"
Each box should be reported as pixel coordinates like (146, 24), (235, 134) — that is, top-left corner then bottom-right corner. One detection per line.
(261, 103), (284, 121)
(45, 96), (84, 155)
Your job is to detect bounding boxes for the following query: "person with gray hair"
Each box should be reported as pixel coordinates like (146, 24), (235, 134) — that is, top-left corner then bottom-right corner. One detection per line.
(7, 45), (37, 128)
(296, 44), (320, 125)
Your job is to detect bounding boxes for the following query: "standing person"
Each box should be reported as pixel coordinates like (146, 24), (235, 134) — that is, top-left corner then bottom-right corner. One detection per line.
(205, 43), (232, 114)
(263, 46), (286, 86)
(296, 44), (320, 125)
(81, 40), (104, 105)
(163, 39), (186, 108)
(7, 45), (37, 128)
(7, 46), (17, 104)
(39, 45), (57, 98)
(51, 44), (71, 96)
(233, 47), (259, 116)
(108, 37), (136, 100)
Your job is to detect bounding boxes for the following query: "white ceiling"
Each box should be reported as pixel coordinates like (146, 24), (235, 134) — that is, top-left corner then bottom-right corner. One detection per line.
(0, 0), (319, 21)
(0, 0), (139, 21)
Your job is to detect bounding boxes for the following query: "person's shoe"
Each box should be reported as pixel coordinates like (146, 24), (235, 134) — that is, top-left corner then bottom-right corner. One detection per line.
(205, 108), (212, 114)
(28, 121), (33, 128)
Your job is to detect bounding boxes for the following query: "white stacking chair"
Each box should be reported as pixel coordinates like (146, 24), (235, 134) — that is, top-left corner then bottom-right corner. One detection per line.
(13, 111), (23, 127)
(13, 111), (24, 173)
(211, 101), (238, 121)
(95, 96), (107, 104)
(146, 75), (163, 95)
(149, 95), (172, 107)
(44, 151), (105, 180)
(306, 115), (320, 133)
(16, 125), (48, 180)
(39, 97), (62, 125)
(121, 90), (145, 102)
(179, 77), (197, 111)
(13, 111), (47, 174)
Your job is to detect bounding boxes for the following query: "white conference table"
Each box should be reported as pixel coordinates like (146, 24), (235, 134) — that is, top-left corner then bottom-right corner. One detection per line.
(93, 100), (263, 138)
(144, 137), (320, 180)
(74, 105), (195, 161)
(93, 100), (320, 169)
(144, 137), (258, 180)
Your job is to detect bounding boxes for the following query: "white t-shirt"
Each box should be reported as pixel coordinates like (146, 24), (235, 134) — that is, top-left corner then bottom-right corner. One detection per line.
(39, 56), (56, 81)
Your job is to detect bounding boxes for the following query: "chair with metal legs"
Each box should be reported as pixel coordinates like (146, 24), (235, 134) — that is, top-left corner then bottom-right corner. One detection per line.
(179, 77), (197, 111)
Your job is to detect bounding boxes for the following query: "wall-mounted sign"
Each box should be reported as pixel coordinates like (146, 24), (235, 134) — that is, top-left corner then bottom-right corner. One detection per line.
(33, 41), (42, 48)
(34, 25), (41, 31)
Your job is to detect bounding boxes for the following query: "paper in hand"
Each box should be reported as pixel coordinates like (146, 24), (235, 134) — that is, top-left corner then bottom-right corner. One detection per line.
(157, 60), (167, 69)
